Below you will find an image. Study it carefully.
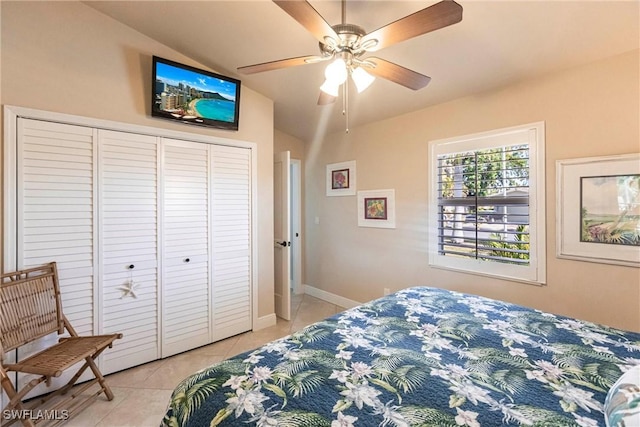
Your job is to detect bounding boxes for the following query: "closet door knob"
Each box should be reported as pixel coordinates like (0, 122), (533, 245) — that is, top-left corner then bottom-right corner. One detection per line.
(128, 264), (135, 270)
(184, 258), (190, 263)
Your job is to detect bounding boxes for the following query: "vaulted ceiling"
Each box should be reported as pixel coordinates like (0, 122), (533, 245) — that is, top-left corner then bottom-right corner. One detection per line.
(86, 1), (639, 141)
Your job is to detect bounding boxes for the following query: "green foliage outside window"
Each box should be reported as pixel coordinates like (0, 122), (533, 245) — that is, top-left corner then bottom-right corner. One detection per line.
(439, 146), (529, 198)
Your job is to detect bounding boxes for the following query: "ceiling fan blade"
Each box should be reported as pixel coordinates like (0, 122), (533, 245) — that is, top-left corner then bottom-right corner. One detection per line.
(318, 91), (337, 105)
(362, 0), (463, 52)
(365, 57), (431, 90)
(238, 55), (323, 74)
(273, 0), (339, 44)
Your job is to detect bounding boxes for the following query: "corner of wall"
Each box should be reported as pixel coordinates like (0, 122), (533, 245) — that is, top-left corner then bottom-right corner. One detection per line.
(254, 313), (277, 331)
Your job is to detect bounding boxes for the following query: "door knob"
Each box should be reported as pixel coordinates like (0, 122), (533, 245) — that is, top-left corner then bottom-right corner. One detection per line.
(277, 241), (287, 247)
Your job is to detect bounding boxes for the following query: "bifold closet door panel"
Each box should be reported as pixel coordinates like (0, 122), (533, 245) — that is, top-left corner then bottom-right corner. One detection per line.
(211, 145), (252, 341)
(16, 118), (97, 395)
(99, 130), (159, 374)
(18, 119), (96, 333)
(162, 139), (212, 357)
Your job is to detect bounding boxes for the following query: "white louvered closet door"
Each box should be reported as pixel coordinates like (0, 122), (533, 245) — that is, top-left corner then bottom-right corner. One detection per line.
(10, 111), (255, 383)
(99, 130), (159, 374)
(162, 139), (211, 357)
(18, 119), (96, 333)
(211, 145), (252, 341)
(16, 118), (96, 395)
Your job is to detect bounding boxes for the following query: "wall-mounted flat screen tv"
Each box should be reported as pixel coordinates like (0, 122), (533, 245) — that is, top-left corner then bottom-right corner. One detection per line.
(152, 56), (241, 131)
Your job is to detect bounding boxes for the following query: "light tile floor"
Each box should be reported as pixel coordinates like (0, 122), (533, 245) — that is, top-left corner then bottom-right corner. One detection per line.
(61, 294), (345, 427)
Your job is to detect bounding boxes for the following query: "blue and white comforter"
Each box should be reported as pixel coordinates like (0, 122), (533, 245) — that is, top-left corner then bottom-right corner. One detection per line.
(162, 287), (640, 426)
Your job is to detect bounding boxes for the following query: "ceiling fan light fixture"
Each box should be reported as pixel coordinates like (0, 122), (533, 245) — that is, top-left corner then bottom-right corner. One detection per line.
(351, 66), (375, 93)
(324, 58), (348, 85)
(320, 79), (340, 97)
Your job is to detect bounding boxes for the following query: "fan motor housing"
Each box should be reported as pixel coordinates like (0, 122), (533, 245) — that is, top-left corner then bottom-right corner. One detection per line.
(320, 23), (366, 55)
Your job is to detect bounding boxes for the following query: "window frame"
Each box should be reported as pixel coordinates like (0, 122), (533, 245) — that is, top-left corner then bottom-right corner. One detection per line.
(428, 122), (546, 285)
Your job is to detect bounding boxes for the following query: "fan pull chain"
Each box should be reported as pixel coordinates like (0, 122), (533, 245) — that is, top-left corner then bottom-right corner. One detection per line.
(343, 78), (349, 133)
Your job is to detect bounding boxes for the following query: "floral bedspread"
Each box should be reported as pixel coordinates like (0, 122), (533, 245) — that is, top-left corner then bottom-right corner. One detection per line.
(161, 287), (640, 427)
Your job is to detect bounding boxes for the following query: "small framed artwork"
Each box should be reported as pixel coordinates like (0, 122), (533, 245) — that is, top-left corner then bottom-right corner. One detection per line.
(326, 161), (356, 196)
(557, 153), (640, 267)
(364, 197), (388, 220)
(358, 189), (396, 228)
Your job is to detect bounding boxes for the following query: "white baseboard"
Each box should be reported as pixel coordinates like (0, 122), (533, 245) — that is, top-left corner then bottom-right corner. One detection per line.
(253, 313), (277, 331)
(255, 286), (361, 332)
(302, 284), (361, 309)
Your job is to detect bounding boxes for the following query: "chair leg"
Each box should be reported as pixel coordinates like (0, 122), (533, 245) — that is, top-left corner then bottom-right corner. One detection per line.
(54, 360), (90, 398)
(0, 373), (36, 427)
(84, 355), (114, 401)
(53, 347), (113, 402)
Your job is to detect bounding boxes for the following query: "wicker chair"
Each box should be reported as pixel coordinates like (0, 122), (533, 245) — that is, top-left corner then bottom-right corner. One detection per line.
(0, 262), (122, 426)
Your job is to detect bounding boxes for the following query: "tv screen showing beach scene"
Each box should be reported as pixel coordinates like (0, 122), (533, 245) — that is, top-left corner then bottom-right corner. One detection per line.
(152, 56), (240, 130)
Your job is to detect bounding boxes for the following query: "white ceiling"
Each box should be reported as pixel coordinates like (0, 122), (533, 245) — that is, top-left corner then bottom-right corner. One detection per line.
(85, 0), (639, 141)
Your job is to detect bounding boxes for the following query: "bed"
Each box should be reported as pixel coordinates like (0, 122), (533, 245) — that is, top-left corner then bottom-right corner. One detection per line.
(161, 287), (640, 426)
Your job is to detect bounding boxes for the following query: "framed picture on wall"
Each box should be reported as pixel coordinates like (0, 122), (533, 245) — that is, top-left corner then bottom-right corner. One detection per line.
(326, 161), (356, 196)
(556, 153), (640, 267)
(364, 197), (388, 220)
(358, 189), (396, 228)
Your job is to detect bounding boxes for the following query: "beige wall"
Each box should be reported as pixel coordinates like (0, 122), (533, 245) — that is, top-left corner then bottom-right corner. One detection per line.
(304, 49), (640, 332)
(274, 129), (305, 161)
(0, 1), (275, 318)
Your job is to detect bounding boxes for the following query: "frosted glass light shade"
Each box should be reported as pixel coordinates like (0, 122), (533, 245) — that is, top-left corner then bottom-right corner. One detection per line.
(324, 59), (348, 85)
(320, 79), (340, 97)
(352, 67), (375, 93)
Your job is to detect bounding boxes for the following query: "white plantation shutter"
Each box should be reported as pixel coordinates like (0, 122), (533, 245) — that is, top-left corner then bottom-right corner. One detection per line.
(435, 146), (531, 265)
(211, 145), (252, 340)
(99, 130), (159, 373)
(428, 122), (546, 284)
(19, 119), (96, 335)
(162, 139), (211, 357)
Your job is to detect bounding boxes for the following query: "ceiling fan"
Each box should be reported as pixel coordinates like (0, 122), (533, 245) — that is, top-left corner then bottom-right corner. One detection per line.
(238, 0), (463, 105)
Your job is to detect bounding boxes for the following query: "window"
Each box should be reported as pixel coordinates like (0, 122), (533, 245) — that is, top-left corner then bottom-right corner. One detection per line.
(428, 122), (546, 284)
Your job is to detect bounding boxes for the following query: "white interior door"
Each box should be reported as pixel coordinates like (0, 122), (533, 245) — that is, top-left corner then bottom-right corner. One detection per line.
(291, 159), (303, 295)
(274, 151), (291, 320)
